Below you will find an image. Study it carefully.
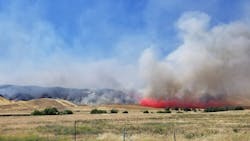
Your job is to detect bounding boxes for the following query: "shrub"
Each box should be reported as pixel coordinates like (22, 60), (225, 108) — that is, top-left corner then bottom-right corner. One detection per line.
(173, 107), (179, 111)
(62, 110), (73, 115)
(90, 109), (107, 114)
(143, 110), (149, 113)
(234, 106), (244, 110)
(203, 106), (244, 112)
(31, 110), (44, 115)
(91, 109), (98, 114)
(44, 107), (59, 115)
(165, 109), (171, 113)
(122, 111), (128, 114)
(183, 108), (191, 112)
(233, 128), (239, 133)
(204, 107), (216, 112)
(110, 109), (118, 114)
(31, 108), (73, 116)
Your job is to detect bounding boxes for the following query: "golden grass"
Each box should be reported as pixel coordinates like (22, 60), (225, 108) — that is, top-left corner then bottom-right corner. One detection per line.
(0, 98), (77, 114)
(0, 96), (12, 105)
(0, 103), (249, 141)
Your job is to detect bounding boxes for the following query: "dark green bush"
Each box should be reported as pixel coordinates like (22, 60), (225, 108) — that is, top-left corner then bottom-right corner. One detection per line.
(183, 108), (191, 112)
(31, 108), (73, 115)
(204, 107), (216, 112)
(205, 107), (226, 112)
(110, 109), (118, 114)
(157, 111), (171, 113)
(44, 107), (59, 115)
(62, 109), (73, 115)
(157, 109), (171, 113)
(233, 128), (239, 133)
(165, 109), (171, 113)
(122, 111), (128, 114)
(234, 106), (244, 110)
(143, 110), (149, 113)
(204, 106), (244, 112)
(90, 109), (107, 114)
(31, 110), (44, 115)
(173, 107), (179, 111)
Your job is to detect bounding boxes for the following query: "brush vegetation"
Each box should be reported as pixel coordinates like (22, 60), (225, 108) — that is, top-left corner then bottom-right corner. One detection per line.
(110, 109), (119, 113)
(31, 107), (73, 115)
(122, 110), (128, 113)
(90, 109), (107, 114)
(204, 106), (244, 112)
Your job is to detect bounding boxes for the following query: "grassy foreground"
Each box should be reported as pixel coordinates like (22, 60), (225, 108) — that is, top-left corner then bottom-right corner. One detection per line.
(0, 105), (249, 141)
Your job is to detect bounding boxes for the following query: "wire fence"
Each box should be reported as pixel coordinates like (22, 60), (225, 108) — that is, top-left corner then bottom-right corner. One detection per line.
(72, 118), (177, 141)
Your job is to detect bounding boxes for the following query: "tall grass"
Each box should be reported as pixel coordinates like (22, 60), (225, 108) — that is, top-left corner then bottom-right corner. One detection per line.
(0, 135), (67, 141)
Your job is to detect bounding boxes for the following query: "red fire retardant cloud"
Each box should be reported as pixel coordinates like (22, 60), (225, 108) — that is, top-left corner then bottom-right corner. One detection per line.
(140, 98), (231, 108)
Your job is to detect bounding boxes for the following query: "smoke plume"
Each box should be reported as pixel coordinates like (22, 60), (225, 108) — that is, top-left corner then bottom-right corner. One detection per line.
(140, 12), (250, 108)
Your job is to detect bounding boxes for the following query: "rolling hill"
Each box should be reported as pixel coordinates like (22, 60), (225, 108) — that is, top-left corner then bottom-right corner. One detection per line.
(0, 97), (77, 114)
(0, 96), (12, 105)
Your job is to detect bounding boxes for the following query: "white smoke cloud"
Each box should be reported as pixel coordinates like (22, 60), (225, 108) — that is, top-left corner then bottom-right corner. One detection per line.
(0, 2), (143, 90)
(140, 11), (250, 103)
(1, 0), (250, 103)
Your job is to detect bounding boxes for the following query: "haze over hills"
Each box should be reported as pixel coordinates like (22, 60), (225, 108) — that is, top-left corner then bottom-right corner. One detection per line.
(0, 85), (137, 105)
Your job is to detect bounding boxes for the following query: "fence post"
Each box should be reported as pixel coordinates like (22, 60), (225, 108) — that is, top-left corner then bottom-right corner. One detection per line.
(74, 120), (77, 141)
(173, 129), (176, 141)
(123, 127), (126, 141)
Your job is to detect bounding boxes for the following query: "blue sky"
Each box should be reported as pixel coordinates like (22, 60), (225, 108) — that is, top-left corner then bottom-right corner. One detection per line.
(0, 0), (249, 88)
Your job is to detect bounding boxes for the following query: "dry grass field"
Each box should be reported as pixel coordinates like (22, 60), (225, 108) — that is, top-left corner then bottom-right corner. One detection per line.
(0, 97), (249, 141)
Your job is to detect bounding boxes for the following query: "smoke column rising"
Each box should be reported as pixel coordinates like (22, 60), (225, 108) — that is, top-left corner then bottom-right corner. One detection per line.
(140, 12), (250, 108)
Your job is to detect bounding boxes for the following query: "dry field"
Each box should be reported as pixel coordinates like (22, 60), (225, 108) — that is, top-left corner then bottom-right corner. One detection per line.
(0, 98), (250, 141)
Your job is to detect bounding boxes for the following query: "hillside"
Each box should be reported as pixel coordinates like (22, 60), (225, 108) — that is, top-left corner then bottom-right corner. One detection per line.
(0, 96), (12, 105)
(0, 98), (77, 114)
(0, 85), (137, 105)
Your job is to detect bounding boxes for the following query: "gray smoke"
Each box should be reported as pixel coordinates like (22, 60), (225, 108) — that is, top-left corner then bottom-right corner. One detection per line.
(140, 12), (250, 104)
